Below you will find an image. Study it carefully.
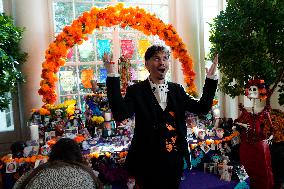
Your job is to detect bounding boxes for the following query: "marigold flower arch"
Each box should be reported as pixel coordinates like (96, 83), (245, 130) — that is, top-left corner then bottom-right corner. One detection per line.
(39, 3), (197, 105)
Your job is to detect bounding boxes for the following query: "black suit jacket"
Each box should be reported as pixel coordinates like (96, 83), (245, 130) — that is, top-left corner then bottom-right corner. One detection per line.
(106, 77), (218, 177)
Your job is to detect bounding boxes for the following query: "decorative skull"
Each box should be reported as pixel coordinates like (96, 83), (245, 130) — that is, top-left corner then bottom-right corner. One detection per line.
(248, 85), (259, 99)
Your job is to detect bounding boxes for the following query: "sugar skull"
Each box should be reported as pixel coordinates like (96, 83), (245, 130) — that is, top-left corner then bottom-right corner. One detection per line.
(248, 85), (259, 99)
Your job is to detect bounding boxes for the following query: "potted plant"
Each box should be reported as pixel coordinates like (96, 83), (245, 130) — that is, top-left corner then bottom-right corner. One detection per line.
(0, 13), (27, 111)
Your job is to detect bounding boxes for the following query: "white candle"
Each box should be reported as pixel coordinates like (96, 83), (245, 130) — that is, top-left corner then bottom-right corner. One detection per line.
(30, 124), (39, 140)
(104, 112), (112, 121)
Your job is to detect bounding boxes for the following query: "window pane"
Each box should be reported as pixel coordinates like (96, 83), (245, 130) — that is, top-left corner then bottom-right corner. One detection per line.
(151, 0), (168, 4)
(79, 65), (96, 93)
(95, 33), (113, 60)
(94, 0), (111, 2)
(130, 63), (138, 81)
(66, 47), (76, 62)
(119, 33), (137, 60)
(118, 0), (145, 3)
(76, 0), (92, 2)
(53, 2), (73, 33)
(75, 2), (92, 18)
(78, 35), (96, 62)
(137, 34), (152, 60)
(97, 63), (107, 83)
(59, 66), (78, 95)
(151, 5), (169, 23)
(0, 102), (14, 132)
(137, 61), (149, 81)
(152, 35), (165, 46)
(93, 3), (109, 8)
(80, 95), (87, 113)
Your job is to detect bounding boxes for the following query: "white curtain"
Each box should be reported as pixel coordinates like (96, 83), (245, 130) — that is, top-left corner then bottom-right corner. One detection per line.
(169, 0), (240, 119)
(169, 0), (205, 95)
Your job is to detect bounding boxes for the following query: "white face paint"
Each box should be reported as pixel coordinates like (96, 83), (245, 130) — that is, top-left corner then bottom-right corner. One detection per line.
(248, 85), (259, 99)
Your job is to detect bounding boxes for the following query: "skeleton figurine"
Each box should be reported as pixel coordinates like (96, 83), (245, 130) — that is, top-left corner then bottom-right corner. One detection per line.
(220, 160), (232, 182)
(234, 79), (274, 189)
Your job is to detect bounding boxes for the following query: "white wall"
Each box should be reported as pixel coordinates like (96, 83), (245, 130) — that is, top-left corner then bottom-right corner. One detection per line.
(6, 0), (52, 138)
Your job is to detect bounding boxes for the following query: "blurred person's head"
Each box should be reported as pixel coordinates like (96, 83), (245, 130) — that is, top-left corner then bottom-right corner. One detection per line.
(18, 138), (103, 189)
(49, 138), (83, 163)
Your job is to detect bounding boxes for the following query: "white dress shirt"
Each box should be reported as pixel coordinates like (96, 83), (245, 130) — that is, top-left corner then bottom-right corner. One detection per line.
(148, 78), (169, 111)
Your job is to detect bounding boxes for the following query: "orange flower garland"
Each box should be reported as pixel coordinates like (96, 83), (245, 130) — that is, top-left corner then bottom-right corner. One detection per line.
(189, 131), (240, 149)
(39, 3), (197, 104)
(1, 154), (49, 164)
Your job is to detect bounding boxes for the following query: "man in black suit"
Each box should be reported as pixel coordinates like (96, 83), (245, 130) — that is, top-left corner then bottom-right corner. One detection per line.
(105, 45), (218, 188)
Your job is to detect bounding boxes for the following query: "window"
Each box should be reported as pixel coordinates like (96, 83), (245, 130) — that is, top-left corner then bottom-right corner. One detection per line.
(52, 0), (170, 109)
(0, 0), (15, 132)
(203, 0), (225, 116)
(203, 0), (224, 68)
(0, 0), (2, 13)
(0, 98), (15, 132)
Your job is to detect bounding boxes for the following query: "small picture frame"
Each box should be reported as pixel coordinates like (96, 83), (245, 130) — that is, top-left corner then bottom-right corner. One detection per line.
(45, 131), (56, 142)
(236, 166), (249, 181)
(102, 121), (116, 138)
(231, 136), (240, 146)
(64, 127), (79, 138)
(6, 161), (17, 173)
(200, 143), (211, 154)
(210, 143), (216, 150)
(186, 114), (198, 128)
(23, 146), (39, 157)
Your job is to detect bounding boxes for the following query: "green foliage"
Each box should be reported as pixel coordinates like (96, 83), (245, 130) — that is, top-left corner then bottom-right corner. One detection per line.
(209, 0), (284, 106)
(0, 13), (27, 111)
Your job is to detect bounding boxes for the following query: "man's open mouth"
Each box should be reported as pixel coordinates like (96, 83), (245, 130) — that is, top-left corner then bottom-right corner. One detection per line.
(158, 68), (166, 73)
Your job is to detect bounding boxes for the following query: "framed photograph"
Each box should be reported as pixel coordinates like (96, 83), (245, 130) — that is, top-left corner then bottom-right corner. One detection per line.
(23, 146), (39, 157)
(186, 114), (198, 128)
(6, 162), (17, 173)
(200, 143), (211, 154)
(236, 166), (249, 181)
(64, 127), (78, 139)
(45, 131), (56, 142)
(210, 143), (216, 150)
(231, 135), (240, 146)
(102, 121), (116, 138)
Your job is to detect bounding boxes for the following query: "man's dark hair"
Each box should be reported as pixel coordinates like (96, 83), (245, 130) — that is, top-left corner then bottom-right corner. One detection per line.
(49, 138), (83, 163)
(144, 45), (170, 61)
